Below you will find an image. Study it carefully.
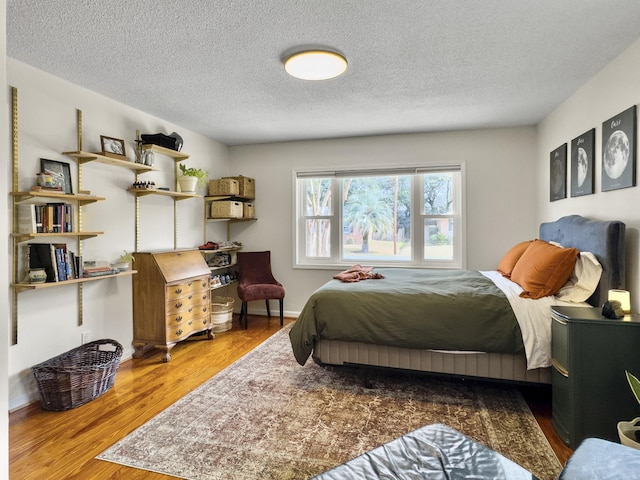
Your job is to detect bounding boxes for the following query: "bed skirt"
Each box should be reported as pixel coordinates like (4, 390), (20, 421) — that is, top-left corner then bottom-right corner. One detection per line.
(313, 339), (551, 384)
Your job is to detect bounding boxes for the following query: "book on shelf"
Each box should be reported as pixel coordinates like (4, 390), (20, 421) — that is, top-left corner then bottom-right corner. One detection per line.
(53, 245), (67, 281)
(53, 243), (75, 281)
(82, 265), (114, 278)
(74, 255), (83, 279)
(18, 203), (75, 234)
(17, 204), (40, 234)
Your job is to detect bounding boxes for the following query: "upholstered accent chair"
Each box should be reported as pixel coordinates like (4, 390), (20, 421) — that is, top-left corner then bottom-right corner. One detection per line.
(236, 251), (285, 329)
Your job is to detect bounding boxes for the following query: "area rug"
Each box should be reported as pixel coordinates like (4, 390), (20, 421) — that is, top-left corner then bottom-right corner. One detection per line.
(98, 325), (561, 480)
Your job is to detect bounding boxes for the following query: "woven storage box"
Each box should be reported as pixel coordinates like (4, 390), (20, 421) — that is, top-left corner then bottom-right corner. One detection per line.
(208, 178), (239, 196)
(224, 176), (255, 198)
(211, 296), (234, 332)
(210, 200), (243, 218)
(243, 202), (255, 218)
(32, 339), (123, 411)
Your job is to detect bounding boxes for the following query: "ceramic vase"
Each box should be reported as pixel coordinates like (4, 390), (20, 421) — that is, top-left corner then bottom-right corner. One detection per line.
(28, 268), (47, 284)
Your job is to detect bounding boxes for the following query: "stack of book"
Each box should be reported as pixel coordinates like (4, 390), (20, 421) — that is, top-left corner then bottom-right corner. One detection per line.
(82, 265), (115, 278)
(27, 243), (83, 282)
(18, 203), (74, 234)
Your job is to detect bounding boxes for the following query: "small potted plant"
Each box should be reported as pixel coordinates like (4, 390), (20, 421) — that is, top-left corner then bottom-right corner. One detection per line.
(618, 371), (640, 449)
(178, 163), (208, 193)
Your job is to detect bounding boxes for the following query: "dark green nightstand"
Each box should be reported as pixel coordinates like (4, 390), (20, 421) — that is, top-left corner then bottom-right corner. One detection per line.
(551, 305), (640, 448)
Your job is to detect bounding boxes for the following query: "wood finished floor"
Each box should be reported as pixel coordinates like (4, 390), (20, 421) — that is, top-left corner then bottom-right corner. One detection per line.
(10, 314), (572, 479)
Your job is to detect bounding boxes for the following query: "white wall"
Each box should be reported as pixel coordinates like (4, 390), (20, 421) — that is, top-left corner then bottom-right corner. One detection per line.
(537, 37), (640, 310)
(229, 127), (539, 314)
(1, 0), (10, 475)
(7, 59), (229, 409)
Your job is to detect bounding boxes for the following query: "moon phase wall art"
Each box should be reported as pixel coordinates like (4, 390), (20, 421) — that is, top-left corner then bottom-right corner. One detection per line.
(601, 105), (636, 192)
(570, 128), (595, 197)
(550, 143), (567, 202)
(550, 105), (638, 202)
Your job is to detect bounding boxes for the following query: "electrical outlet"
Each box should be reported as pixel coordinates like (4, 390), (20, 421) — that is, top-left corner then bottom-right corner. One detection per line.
(81, 331), (91, 344)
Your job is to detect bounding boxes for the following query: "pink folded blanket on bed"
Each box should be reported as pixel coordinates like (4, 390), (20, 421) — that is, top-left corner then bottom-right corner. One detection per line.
(333, 264), (385, 282)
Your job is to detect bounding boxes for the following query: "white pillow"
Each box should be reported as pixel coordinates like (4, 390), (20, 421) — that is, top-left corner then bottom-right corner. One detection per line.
(555, 252), (602, 303)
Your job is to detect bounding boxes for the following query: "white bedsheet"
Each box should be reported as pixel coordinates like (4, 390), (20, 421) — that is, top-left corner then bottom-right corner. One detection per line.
(481, 271), (591, 370)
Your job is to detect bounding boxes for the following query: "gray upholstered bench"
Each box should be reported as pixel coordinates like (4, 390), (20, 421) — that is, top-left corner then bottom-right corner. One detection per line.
(311, 423), (534, 479)
(313, 423), (640, 479)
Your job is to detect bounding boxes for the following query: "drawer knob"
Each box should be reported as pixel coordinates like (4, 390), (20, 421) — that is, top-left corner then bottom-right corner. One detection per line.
(174, 288), (183, 294)
(175, 301), (183, 308)
(176, 329), (183, 336)
(175, 316), (182, 322)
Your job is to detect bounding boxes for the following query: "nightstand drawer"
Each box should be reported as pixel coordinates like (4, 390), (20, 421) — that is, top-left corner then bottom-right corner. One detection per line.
(551, 314), (568, 373)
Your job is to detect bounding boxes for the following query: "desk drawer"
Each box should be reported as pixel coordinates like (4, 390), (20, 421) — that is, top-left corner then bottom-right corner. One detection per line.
(166, 277), (209, 301)
(165, 292), (210, 315)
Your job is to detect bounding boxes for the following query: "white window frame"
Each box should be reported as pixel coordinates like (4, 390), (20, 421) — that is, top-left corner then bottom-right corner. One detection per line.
(293, 163), (465, 269)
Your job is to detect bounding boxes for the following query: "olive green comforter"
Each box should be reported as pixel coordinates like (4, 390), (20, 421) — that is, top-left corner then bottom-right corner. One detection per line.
(289, 268), (524, 366)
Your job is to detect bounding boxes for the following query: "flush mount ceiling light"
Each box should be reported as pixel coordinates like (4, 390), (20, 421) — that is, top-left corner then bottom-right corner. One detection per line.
(284, 50), (347, 80)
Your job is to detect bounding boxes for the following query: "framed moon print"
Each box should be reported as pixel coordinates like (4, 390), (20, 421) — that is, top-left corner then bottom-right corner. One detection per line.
(602, 106), (636, 192)
(550, 143), (567, 202)
(570, 128), (595, 197)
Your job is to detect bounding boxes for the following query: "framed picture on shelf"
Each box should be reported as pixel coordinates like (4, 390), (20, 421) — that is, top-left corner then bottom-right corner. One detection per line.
(40, 158), (73, 194)
(100, 135), (127, 158)
(550, 143), (567, 202)
(570, 128), (595, 197)
(602, 106), (636, 192)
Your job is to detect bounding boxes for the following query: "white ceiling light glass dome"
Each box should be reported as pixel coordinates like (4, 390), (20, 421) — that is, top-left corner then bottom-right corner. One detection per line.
(284, 50), (348, 80)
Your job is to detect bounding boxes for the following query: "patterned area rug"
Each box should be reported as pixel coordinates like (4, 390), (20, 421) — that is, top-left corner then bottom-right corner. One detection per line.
(98, 325), (561, 480)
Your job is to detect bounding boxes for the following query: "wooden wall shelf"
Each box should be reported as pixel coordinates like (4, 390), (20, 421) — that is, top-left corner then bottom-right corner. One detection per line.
(12, 270), (137, 293)
(63, 150), (159, 172)
(11, 190), (105, 205)
(128, 188), (201, 200)
(12, 231), (103, 243)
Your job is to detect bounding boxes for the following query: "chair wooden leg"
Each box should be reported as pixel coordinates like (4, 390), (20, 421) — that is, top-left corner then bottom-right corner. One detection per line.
(279, 298), (283, 326)
(265, 300), (271, 318)
(240, 301), (248, 329)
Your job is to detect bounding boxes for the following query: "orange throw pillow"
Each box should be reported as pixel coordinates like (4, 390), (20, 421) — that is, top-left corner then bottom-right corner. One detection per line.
(497, 240), (533, 278)
(511, 240), (579, 299)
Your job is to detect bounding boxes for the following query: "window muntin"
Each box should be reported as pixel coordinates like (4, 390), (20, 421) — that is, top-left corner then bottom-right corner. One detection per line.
(296, 166), (463, 268)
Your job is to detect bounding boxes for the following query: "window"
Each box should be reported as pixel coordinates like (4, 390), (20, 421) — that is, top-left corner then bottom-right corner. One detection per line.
(295, 165), (464, 269)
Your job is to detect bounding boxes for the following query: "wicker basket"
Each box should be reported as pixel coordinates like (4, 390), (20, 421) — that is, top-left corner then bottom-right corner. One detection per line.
(208, 178), (239, 196)
(243, 202), (255, 219)
(210, 200), (243, 219)
(32, 339), (123, 411)
(211, 296), (234, 332)
(223, 176), (255, 199)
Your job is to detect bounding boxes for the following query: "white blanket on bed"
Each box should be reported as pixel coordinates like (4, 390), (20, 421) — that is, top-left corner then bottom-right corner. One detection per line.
(481, 271), (591, 370)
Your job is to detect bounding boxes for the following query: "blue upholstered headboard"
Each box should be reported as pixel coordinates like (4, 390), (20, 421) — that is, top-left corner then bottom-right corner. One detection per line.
(539, 215), (626, 307)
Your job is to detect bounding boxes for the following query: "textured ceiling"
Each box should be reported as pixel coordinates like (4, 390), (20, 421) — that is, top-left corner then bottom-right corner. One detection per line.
(7, 1), (640, 146)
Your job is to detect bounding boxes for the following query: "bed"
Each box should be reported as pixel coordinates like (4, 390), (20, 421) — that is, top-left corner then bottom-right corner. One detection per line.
(289, 215), (626, 384)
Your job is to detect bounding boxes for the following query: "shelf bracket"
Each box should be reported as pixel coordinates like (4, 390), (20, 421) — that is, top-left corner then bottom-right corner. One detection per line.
(11, 86), (19, 345)
(76, 109), (85, 326)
